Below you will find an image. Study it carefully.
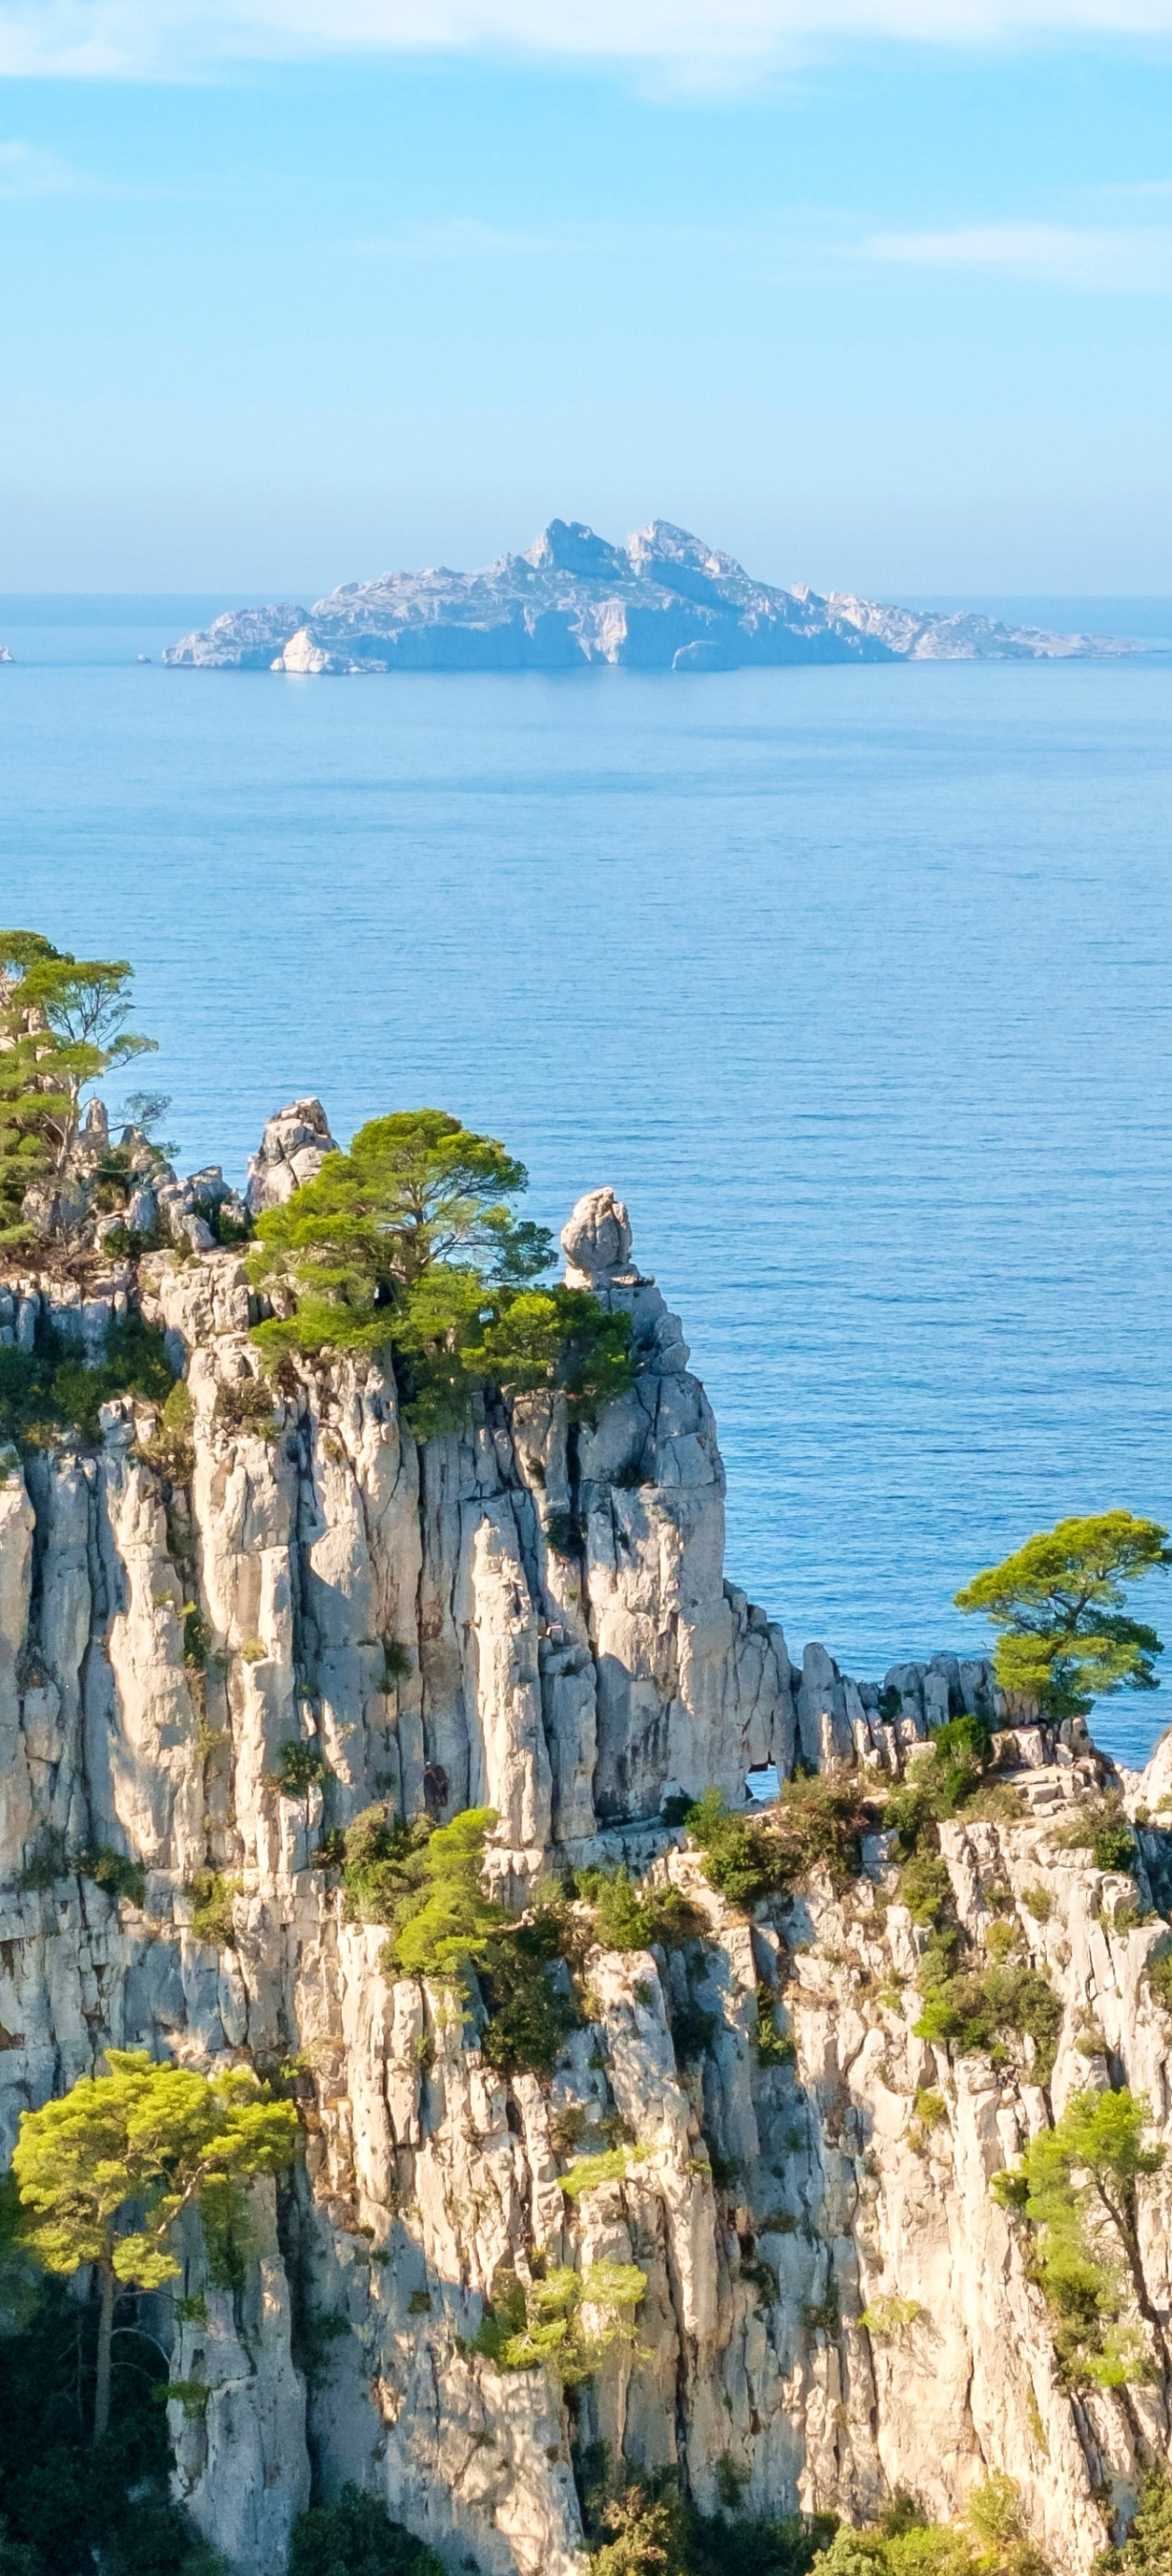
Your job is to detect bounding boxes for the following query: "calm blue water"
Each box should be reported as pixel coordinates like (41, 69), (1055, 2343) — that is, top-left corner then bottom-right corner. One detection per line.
(3, 604), (1171, 1767)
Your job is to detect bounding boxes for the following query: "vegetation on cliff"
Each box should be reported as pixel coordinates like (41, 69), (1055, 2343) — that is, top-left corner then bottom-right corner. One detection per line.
(0, 930), (157, 1250)
(10, 2051), (297, 2441)
(245, 1107), (634, 1436)
(956, 1512), (1169, 1723)
(992, 2087), (1167, 2388)
(684, 1774), (872, 1905)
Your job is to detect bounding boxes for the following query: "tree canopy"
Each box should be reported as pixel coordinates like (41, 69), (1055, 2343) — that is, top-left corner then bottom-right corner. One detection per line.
(955, 1511), (1170, 1720)
(0, 931), (157, 1245)
(11, 2049), (297, 2441)
(246, 1107), (633, 1437)
(992, 2086), (1166, 2387)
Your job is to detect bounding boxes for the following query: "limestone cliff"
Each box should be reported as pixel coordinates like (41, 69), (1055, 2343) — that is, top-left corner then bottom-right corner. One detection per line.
(2, 1146), (1170, 2576)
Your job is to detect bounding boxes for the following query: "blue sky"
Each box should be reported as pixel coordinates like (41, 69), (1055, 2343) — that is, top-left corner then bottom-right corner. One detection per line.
(2, 3), (1171, 592)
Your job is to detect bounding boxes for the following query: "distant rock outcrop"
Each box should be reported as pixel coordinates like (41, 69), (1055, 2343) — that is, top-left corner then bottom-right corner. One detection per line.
(163, 517), (1120, 675)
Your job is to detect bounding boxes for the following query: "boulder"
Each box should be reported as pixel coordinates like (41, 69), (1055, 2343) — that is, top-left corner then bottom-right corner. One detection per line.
(245, 1098), (339, 1215)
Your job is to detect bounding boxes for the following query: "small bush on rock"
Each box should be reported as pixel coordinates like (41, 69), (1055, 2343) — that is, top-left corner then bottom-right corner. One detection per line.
(471, 2258), (646, 2386)
(584, 2467), (834, 2576)
(1055, 1796), (1138, 1877)
(914, 1944), (1062, 2082)
(686, 1776), (870, 1906)
(576, 1864), (704, 1953)
(289, 2485), (445, 2576)
(0, 1318), (175, 1453)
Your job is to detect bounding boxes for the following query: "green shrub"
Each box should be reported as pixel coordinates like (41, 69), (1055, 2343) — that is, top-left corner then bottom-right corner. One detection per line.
(1022, 1886), (1052, 1923)
(1097, 2469), (1172, 2576)
(859, 2296), (922, 2337)
(687, 1774), (872, 1907)
(274, 1741), (329, 1799)
(140, 1379), (195, 1481)
(583, 2468), (834, 2576)
(559, 2146), (649, 2200)
(670, 1997), (717, 2064)
(543, 1507), (583, 1557)
(576, 1864), (704, 1953)
(1144, 1950), (1172, 2015)
(289, 2484), (446, 2576)
(213, 1377), (282, 1440)
(471, 2259), (646, 2386)
(0, 1317), (176, 1453)
(76, 1845), (147, 1908)
(755, 1986), (797, 2068)
(992, 2087), (1164, 2390)
(246, 1108), (635, 1439)
(479, 1903), (581, 2077)
(897, 1850), (952, 1926)
(185, 1869), (242, 1949)
(914, 1942), (1062, 2081)
(21, 1837), (145, 1906)
(1056, 1797), (1137, 1876)
(0, 2268), (223, 2576)
(379, 1807), (506, 1984)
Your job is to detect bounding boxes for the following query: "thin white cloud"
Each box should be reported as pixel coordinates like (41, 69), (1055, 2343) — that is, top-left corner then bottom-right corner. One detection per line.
(4, 0), (1172, 79)
(860, 218), (1172, 288)
(0, 136), (90, 189)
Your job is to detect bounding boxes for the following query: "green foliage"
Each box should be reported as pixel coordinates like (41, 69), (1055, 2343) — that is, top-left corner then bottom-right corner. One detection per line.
(810, 2482), (1051, 2576)
(858, 2296), (923, 2337)
(897, 1849), (952, 1926)
(686, 1774), (870, 1907)
(670, 1997), (717, 2063)
(1097, 2470), (1172, 2576)
(11, 2049), (297, 2439)
(913, 1943), (1062, 2082)
(1144, 1950), (1172, 2015)
(991, 2088), (1165, 2388)
(289, 2484), (446, 2576)
(576, 1863), (704, 1952)
(885, 1716), (996, 1854)
(379, 1806), (506, 1984)
(471, 2257), (646, 2386)
(139, 1379), (195, 1481)
(0, 1316), (176, 1453)
(1054, 1796), (1138, 1876)
(185, 1869), (242, 1949)
(543, 1506), (584, 1556)
(1022, 1887), (1052, 1923)
(0, 2270), (223, 2576)
(955, 1512), (1170, 1721)
(213, 1377), (282, 1440)
(716, 2458), (752, 2511)
(755, 1985), (797, 2067)
(583, 2467), (834, 2576)
(913, 2088), (948, 2129)
(246, 1106), (633, 1436)
(0, 931), (157, 1247)
(20, 1834), (145, 1907)
(478, 1891), (582, 2077)
(275, 1740), (330, 1808)
(559, 2146), (649, 2200)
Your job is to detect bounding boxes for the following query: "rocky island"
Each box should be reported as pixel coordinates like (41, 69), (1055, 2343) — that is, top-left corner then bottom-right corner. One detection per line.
(2, 933), (1171, 2576)
(163, 519), (1121, 675)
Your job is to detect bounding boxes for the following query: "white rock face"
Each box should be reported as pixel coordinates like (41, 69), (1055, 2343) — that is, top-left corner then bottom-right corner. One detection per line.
(162, 522), (1125, 675)
(0, 1204), (1167, 2576)
(245, 1097), (339, 1215)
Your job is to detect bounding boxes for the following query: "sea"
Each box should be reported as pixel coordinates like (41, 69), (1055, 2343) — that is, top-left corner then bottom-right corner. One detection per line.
(3, 593), (1171, 1771)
